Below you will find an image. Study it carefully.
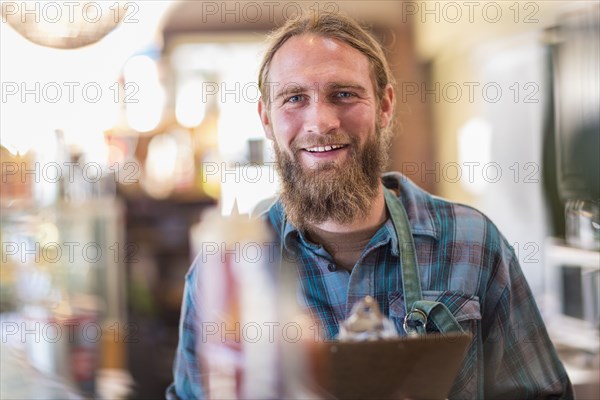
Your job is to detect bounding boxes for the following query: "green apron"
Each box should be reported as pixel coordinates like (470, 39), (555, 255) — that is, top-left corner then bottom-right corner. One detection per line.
(280, 187), (464, 336)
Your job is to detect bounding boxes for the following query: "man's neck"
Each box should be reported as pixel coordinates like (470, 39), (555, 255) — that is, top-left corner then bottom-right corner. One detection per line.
(309, 184), (388, 234)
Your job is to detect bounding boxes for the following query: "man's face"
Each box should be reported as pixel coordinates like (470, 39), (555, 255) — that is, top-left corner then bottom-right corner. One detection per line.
(258, 33), (394, 228)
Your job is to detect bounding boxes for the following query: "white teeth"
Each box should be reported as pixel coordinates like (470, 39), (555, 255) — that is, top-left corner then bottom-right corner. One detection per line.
(306, 144), (345, 153)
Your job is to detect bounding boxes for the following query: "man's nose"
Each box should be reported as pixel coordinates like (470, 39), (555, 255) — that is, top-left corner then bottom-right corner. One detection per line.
(303, 99), (341, 135)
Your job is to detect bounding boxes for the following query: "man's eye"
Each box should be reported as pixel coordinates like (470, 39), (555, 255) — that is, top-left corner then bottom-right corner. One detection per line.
(285, 94), (303, 103)
(335, 91), (355, 99)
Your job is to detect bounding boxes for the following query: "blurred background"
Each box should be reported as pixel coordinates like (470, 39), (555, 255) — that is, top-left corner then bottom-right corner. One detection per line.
(1, 1), (598, 398)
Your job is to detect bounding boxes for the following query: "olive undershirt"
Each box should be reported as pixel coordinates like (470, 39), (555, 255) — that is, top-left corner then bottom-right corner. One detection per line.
(306, 223), (384, 271)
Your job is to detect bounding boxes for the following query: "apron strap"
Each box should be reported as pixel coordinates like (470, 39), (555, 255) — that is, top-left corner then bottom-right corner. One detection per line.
(384, 188), (464, 336)
(383, 188), (423, 311)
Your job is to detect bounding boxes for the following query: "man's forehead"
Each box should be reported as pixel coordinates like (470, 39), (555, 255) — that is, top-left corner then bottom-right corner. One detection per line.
(265, 34), (374, 98)
(292, 33), (343, 51)
(269, 33), (368, 69)
(274, 33), (346, 57)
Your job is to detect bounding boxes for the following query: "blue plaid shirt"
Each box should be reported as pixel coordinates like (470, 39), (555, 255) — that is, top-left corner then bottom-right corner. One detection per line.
(167, 172), (573, 399)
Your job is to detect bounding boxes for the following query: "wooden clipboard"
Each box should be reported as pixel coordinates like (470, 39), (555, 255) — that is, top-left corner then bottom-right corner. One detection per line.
(311, 333), (472, 400)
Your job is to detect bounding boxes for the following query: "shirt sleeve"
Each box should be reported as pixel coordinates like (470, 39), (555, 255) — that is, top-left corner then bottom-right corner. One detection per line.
(166, 264), (206, 400)
(482, 242), (574, 399)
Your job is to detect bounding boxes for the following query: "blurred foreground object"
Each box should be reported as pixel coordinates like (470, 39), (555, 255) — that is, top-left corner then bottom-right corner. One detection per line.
(193, 205), (277, 399)
(189, 204), (319, 399)
(338, 296), (398, 342)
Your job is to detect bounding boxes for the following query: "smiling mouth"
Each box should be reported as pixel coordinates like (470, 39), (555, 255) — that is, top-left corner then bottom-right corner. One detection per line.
(303, 144), (348, 153)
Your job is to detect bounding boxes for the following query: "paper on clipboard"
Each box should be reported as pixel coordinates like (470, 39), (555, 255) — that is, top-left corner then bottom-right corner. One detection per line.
(311, 332), (472, 400)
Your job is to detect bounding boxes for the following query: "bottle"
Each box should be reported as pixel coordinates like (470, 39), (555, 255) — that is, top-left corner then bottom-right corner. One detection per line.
(566, 199), (600, 250)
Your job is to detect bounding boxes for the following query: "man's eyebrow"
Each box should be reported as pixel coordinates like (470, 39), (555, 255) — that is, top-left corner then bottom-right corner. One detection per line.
(273, 85), (307, 102)
(326, 82), (368, 93)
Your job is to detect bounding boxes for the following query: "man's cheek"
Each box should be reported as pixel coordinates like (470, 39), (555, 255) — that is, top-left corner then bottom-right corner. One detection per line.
(273, 112), (302, 135)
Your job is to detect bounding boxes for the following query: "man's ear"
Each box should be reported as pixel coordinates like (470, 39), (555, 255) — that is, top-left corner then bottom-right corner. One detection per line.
(378, 84), (395, 129)
(258, 98), (274, 141)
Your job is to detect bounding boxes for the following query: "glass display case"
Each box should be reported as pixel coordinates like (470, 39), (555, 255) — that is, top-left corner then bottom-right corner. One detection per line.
(1, 165), (130, 398)
(542, 238), (600, 399)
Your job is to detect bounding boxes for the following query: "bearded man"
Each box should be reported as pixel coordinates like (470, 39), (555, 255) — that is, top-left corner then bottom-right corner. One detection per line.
(168, 12), (573, 399)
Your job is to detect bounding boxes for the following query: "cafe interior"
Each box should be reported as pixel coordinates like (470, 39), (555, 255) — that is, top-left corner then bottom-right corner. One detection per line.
(1, 1), (598, 398)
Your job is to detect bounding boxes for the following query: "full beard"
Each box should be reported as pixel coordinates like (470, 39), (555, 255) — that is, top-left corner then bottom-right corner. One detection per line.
(273, 125), (391, 230)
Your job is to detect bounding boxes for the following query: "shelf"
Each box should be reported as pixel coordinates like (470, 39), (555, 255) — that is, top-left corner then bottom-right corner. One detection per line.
(545, 238), (600, 269)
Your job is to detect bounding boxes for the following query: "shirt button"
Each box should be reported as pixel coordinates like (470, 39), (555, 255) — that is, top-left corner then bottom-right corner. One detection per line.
(328, 263), (337, 272)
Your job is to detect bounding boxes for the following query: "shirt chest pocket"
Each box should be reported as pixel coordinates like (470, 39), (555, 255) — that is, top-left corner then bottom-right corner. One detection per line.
(387, 290), (481, 335)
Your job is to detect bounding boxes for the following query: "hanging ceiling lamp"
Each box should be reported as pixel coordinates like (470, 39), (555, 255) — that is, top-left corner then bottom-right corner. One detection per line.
(1, 1), (128, 49)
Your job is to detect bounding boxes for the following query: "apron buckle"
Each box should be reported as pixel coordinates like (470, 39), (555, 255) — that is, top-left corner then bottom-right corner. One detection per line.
(403, 308), (428, 336)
